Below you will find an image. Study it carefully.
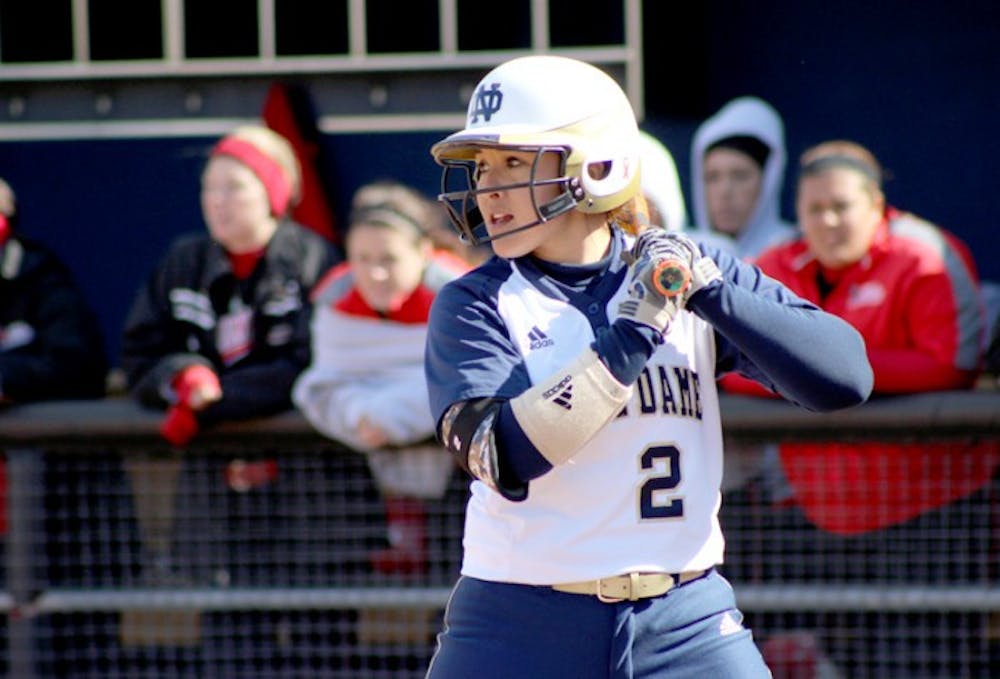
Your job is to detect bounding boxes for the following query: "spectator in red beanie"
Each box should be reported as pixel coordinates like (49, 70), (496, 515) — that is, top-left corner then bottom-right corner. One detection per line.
(119, 125), (338, 583)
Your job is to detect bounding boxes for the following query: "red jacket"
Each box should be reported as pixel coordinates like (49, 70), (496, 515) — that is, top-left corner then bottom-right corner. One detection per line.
(722, 208), (997, 534)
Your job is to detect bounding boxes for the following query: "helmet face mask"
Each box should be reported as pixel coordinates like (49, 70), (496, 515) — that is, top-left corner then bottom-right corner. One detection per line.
(438, 145), (584, 245)
(432, 56), (641, 246)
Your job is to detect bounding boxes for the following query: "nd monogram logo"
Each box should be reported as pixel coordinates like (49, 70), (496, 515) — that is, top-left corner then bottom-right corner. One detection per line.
(470, 83), (503, 123)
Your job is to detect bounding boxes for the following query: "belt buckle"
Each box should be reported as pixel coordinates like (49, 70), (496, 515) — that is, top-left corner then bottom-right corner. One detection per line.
(595, 576), (625, 603)
(595, 573), (640, 603)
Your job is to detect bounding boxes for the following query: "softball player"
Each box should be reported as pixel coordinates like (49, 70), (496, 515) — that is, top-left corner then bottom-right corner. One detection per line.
(424, 55), (873, 678)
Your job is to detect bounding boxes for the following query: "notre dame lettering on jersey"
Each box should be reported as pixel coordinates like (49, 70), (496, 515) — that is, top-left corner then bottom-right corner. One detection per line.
(626, 363), (704, 420)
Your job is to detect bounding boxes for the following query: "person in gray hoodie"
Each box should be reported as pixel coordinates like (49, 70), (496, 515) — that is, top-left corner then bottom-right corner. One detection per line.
(693, 100), (800, 581)
(690, 96), (795, 259)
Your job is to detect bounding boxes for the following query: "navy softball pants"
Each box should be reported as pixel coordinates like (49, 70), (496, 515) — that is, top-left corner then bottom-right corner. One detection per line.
(425, 568), (771, 678)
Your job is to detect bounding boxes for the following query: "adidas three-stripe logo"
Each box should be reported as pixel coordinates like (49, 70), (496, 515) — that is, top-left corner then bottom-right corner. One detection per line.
(542, 375), (573, 410)
(552, 384), (572, 409)
(528, 326), (554, 350)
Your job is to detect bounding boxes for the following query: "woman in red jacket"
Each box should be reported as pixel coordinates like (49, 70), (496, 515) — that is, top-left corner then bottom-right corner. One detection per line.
(721, 140), (997, 675)
(723, 140), (995, 564)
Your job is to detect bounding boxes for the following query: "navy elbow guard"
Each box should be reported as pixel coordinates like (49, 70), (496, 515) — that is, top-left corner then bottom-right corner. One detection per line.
(439, 398), (528, 502)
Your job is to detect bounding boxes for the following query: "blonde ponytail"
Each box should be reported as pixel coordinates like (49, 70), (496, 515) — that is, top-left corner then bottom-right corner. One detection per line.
(608, 193), (651, 236)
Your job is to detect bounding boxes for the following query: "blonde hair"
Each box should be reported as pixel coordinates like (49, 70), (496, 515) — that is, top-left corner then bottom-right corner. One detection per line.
(608, 193), (652, 236)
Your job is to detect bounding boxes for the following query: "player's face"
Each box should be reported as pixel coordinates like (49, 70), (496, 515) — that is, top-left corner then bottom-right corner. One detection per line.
(347, 222), (430, 313)
(201, 155), (277, 253)
(796, 167), (884, 269)
(473, 147), (564, 260)
(702, 148), (763, 236)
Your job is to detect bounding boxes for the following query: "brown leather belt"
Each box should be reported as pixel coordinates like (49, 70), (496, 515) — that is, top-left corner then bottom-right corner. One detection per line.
(552, 569), (708, 603)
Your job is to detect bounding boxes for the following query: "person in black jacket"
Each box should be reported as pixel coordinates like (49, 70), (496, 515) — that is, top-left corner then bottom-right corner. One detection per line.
(0, 177), (107, 403)
(119, 125), (340, 590)
(0, 176), (107, 615)
(121, 126), (337, 439)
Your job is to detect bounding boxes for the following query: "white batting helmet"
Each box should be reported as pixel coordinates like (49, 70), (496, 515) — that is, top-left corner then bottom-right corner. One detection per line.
(431, 55), (641, 245)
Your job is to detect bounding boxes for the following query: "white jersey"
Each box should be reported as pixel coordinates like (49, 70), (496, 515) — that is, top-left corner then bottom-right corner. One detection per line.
(426, 231), (725, 585)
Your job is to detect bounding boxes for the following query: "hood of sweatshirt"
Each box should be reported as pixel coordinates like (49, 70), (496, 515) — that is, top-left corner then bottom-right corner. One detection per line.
(690, 96), (795, 259)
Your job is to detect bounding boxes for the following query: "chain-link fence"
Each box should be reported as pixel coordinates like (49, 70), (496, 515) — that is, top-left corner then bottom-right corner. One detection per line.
(0, 394), (997, 678)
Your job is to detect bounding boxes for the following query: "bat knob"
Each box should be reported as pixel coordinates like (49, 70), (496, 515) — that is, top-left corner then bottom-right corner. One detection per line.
(652, 259), (691, 298)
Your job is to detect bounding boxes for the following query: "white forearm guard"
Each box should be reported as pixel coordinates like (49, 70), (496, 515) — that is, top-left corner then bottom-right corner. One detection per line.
(509, 348), (633, 466)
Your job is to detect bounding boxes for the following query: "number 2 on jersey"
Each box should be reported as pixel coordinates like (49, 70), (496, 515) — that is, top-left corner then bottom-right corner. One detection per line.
(639, 444), (684, 519)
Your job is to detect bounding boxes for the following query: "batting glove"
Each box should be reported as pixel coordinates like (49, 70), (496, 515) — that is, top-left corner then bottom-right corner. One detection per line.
(617, 231), (692, 334)
(675, 235), (723, 303)
(617, 231), (722, 334)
